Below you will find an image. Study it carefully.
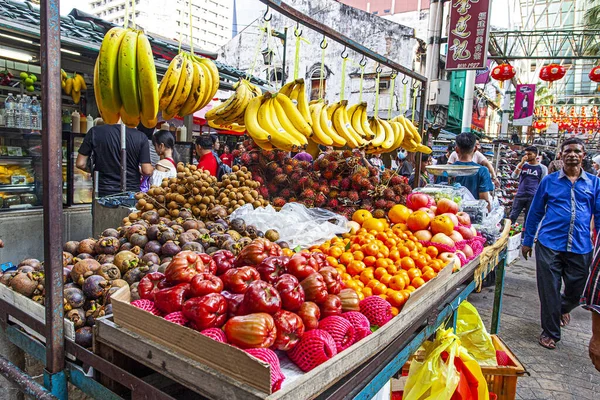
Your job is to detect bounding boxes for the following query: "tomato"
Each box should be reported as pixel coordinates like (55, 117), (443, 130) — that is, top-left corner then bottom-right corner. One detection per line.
(379, 273), (393, 286)
(363, 256), (377, 267)
(388, 291), (407, 308)
(426, 246), (439, 258)
(352, 251), (365, 261)
(339, 252), (354, 266)
(360, 269), (375, 285)
(422, 270), (437, 282)
(347, 260), (366, 276)
(329, 246), (343, 258)
(374, 267), (388, 280)
(373, 282), (387, 295)
(386, 264), (398, 275)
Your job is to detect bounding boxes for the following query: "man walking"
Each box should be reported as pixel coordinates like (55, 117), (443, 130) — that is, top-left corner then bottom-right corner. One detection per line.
(582, 238), (600, 371)
(522, 138), (600, 349)
(453, 133), (495, 211)
(509, 146), (548, 224)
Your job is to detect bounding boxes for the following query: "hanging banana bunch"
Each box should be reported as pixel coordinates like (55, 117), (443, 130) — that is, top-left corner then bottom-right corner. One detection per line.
(94, 27), (159, 128)
(390, 115), (432, 154)
(204, 79), (262, 128)
(61, 69), (87, 105)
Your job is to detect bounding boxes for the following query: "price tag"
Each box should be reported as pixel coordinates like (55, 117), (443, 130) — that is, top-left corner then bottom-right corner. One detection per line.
(6, 146), (23, 157)
(11, 175), (26, 185)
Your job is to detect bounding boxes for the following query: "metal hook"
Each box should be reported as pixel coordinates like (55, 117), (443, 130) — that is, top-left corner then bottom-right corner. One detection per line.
(359, 55), (367, 67)
(263, 6), (272, 21)
(320, 36), (328, 49)
(376, 64), (382, 74)
(413, 81), (420, 89)
(402, 76), (408, 85)
(390, 70), (398, 79)
(341, 46), (348, 59)
(294, 21), (302, 37)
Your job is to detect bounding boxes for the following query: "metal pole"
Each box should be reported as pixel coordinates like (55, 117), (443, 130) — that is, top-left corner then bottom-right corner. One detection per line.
(0, 355), (57, 400)
(281, 27), (287, 85)
(461, 70), (476, 132)
(257, 0), (427, 83)
(424, 0), (444, 109)
(500, 81), (512, 139)
(40, 0), (67, 397)
(120, 123), (127, 192)
(413, 84), (428, 188)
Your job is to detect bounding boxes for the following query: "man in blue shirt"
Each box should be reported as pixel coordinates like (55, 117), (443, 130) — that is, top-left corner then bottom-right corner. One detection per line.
(509, 146), (548, 224)
(453, 133), (494, 210)
(522, 138), (600, 349)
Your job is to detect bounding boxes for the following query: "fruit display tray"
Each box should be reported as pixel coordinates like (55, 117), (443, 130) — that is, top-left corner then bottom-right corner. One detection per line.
(99, 256), (479, 399)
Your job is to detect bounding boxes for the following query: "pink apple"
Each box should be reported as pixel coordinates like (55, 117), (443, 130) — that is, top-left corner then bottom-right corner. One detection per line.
(456, 225), (475, 240)
(431, 233), (455, 247)
(414, 230), (433, 241)
(449, 230), (464, 243)
(455, 251), (467, 266)
(443, 213), (459, 226)
(436, 198), (459, 215)
(462, 244), (474, 258)
(430, 205), (437, 215)
(456, 212), (471, 226)
(470, 226), (478, 237)
(419, 207), (436, 220)
(438, 252), (458, 267)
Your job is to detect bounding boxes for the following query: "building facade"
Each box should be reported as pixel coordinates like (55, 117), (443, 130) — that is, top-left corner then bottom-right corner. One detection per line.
(88, 0), (233, 51)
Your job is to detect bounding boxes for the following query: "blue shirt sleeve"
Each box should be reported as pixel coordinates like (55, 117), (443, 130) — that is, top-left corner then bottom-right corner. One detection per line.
(523, 175), (549, 247)
(478, 166), (494, 193)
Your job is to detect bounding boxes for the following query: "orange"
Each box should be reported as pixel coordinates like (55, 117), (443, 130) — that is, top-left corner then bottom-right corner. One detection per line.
(379, 246), (390, 258)
(353, 209), (373, 224)
(385, 238), (398, 248)
(374, 267), (388, 280)
(363, 255), (377, 267)
(339, 252), (354, 266)
(411, 277), (426, 288)
(362, 218), (386, 233)
(379, 273), (393, 286)
(422, 270), (436, 282)
(353, 251), (365, 261)
(357, 291), (365, 300)
(326, 256), (339, 267)
(378, 294), (389, 302)
(386, 264), (398, 275)
(406, 285), (416, 293)
(390, 306), (400, 316)
(356, 280), (365, 288)
(421, 266), (434, 275)
(360, 269), (375, 285)
(414, 255), (428, 269)
(350, 243), (362, 252)
(373, 282), (387, 295)
(388, 290), (408, 308)
(347, 260), (366, 276)
(405, 240), (416, 251)
(389, 249), (400, 262)
(407, 268), (422, 281)
(362, 287), (373, 297)
(388, 204), (411, 224)
(389, 275), (406, 291)
(430, 260), (444, 272)
(398, 245), (410, 258)
(385, 288), (397, 297)
(319, 242), (331, 252)
(344, 280), (360, 290)
(400, 257), (416, 271)
(375, 258), (389, 270)
(362, 243), (380, 257)
(367, 279), (380, 290)
(341, 272), (351, 281)
(282, 248), (294, 257)
(406, 210), (432, 231)
(400, 289), (411, 302)
(329, 246), (343, 258)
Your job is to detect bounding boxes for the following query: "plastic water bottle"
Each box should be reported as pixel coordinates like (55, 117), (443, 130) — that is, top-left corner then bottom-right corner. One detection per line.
(14, 95), (22, 128)
(30, 97), (41, 130)
(5, 93), (16, 128)
(21, 96), (31, 130)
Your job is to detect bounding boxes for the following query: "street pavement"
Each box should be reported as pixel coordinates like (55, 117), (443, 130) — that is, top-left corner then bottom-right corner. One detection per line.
(469, 252), (600, 400)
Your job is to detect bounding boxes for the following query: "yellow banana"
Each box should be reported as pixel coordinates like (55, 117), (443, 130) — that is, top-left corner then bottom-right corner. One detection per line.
(177, 58), (202, 118)
(187, 60), (208, 114)
(136, 32), (159, 127)
(65, 78), (73, 96)
(118, 30), (141, 120)
(279, 80), (296, 97)
(274, 92), (312, 137)
(97, 27), (127, 115)
(347, 103), (363, 137)
(61, 69), (67, 80)
(221, 81), (251, 122)
(141, 115), (158, 130)
(332, 103), (359, 148)
(369, 117), (386, 147)
(94, 58), (120, 124)
(61, 80), (66, 90)
(77, 74), (87, 90)
(289, 82), (301, 102)
(295, 79), (312, 124)
(389, 121), (405, 151)
(120, 106), (140, 128)
(271, 96), (308, 145)
(416, 144), (433, 154)
(72, 90), (81, 105)
(309, 101), (333, 146)
(158, 54), (185, 111)
(259, 98), (301, 151)
(320, 102), (346, 147)
(361, 104), (377, 140)
(194, 61), (213, 110)
(244, 96), (271, 143)
(379, 118), (396, 150)
(339, 102), (367, 146)
(73, 73), (81, 92)
(196, 57), (220, 106)
(165, 55), (194, 117)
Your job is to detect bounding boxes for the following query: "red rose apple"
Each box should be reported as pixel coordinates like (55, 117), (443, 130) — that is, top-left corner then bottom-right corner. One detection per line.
(275, 274), (305, 311)
(272, 310), (305, 351)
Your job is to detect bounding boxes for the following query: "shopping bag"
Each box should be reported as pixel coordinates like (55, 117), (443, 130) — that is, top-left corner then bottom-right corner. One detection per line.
(452, 345), (489, 400)
(403, 329), (460, 400)
(455, 301), (497, 366)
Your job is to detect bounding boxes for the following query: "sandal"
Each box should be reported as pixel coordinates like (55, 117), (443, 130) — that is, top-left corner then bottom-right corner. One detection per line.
(539, 334), (556, 350)
(560, 313), (570, 327)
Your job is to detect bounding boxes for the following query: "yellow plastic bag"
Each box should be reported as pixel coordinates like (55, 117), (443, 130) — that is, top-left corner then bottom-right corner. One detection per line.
(403, 329), (460, 400)
(456, 344), (490, 400)
(455, 301), (497, 366)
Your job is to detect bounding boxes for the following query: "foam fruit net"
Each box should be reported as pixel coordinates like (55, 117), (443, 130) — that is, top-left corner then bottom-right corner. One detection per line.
(245, 348), (285, 392)
(287, 329), (338, 372)
(131, 299), (162, 316)
(163, 311), (188, 326)
(342, 311), (372, 342)
(318, 316), (356, 352)
(200, 328), (227, 343)
(359, 296), (392, 327)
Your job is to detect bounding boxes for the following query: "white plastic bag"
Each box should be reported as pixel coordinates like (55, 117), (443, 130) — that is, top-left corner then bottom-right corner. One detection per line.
(229, 203), (349, 249)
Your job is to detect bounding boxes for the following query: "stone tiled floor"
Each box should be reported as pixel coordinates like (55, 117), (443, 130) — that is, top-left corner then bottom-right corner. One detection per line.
(469, 253), (600, 400)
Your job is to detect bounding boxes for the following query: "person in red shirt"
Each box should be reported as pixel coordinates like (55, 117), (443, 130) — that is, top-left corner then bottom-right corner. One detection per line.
(195, 135), (218, 176)
(220, 144), (233, 167)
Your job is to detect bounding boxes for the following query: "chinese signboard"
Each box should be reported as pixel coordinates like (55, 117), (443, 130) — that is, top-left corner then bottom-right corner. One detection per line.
(446, 0), (492, 70)
(513, 84), (536, 126)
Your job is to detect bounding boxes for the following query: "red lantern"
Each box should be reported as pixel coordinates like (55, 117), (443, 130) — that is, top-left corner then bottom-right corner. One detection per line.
(589, 66), (600, 83)
(533, 120), (547, 131)
(540, 64), (566, 82)
(491, 63), (516, 86)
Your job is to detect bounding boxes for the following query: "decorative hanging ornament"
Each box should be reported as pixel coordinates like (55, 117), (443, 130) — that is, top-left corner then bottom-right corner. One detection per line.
(539, 64), (566, 82)
(491, 63), (516, 88)
(533, 120), (547, 131)
(589, 65), (600, 83)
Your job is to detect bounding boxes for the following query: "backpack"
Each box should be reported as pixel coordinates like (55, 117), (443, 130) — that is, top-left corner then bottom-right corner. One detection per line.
(213, 151), (232, 180)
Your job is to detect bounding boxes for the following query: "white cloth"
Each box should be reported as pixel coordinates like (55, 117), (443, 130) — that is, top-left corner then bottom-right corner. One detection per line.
(448, 150), (487, 165)
(149, 160), (177, 187)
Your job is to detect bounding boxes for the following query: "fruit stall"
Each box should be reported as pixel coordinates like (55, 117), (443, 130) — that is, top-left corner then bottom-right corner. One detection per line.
(0, 1), (515, 399)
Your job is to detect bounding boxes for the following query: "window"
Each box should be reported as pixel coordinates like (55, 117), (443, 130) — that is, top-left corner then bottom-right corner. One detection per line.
(309, 68), (327, 100)
(269, 68), (284, 84)
(373, 11), (378, 15)
(379, 76), (391, 92)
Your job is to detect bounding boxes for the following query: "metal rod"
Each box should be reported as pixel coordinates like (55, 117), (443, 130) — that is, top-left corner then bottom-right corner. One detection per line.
(281, 27), (288, 84)
(257, 0), (427, 83)
(120, 123), (127, 192)
(40, 0), (66, 382)
(0, 354), (58, 400)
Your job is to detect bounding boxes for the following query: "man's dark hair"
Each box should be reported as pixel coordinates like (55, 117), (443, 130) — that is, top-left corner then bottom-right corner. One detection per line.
(421, 153), (431, 163)
(447, 144), (454, 153)
(195, 135), (213, 149)
(525, 146), (538, 155)
(137, 123), (155, 140)
(561, 137), (585, 152)
(455, 133), (476, 154)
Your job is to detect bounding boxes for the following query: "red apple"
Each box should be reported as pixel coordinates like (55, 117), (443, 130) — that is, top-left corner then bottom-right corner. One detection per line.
(456, 225), (474, 240)
(455, 251), (466, 266)
(419, 207), (436, 220)
(443, 213), (459, 227)
(470, 226), (478, 237)
(437, 198), (459, 214)
(414, 230), (433, 241)
(462, 244), (474, 258)
(431, 233), (455, 247)
(456, 212), (471, 226)
(449, 231), (464, 243)
(430, 205), (437, 215)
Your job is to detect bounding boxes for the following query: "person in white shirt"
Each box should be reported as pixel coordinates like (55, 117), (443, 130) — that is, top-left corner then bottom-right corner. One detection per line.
(448, 139), (499, 187)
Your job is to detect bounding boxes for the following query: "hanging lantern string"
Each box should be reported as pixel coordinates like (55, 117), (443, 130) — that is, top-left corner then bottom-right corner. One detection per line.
(339, 46), (349, 101)
(319, 36), (328, 100)
(358, 55), (367, 103)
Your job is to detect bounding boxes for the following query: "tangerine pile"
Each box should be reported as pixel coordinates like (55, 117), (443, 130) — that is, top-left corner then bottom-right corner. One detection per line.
(310, 206), (446, 316)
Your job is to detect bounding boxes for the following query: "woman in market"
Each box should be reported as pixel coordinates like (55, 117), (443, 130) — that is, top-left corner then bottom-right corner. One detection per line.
(149, 130), (178, 187)
(394, 150), (414, 178)
(233, 142), (245, 166)
(220, 145), (234, 167)
(592, 154), (600, 176)
(408, 153), (432, 187)
(369, 153), (385, 173)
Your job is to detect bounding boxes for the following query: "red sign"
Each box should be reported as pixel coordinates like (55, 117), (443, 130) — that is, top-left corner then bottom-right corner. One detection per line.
(446, 0), (492, 70)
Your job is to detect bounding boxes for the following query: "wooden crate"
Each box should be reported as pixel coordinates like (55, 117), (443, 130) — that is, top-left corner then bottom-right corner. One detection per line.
(97, 256), (480, 400)
(0, 282), (75, 341)
(483, 335), (526, 400)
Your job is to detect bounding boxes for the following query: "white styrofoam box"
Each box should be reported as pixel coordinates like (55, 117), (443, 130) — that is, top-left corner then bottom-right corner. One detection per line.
(508, 233), (522, 251)
(507, 248), (520, 265)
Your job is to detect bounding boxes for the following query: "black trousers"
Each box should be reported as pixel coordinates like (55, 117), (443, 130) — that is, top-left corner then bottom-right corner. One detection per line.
(509, 195), (533, 224)
(535, 243), (591, 341)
